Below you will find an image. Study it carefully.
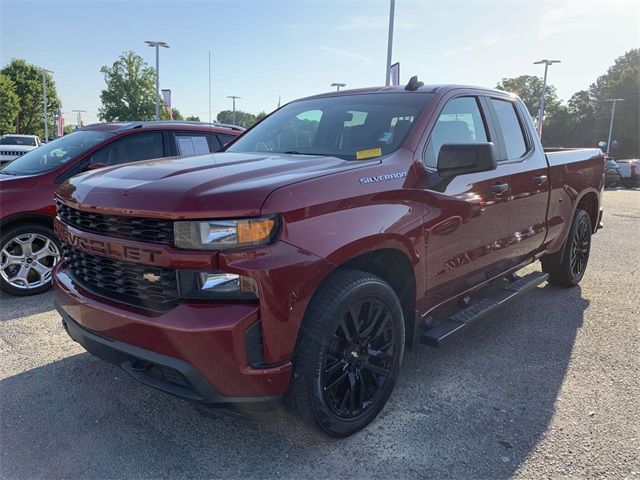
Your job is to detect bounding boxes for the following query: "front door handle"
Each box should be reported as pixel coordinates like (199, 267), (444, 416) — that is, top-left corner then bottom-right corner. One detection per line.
(533, 174), (548, 185)
(491, 182), (509, 195)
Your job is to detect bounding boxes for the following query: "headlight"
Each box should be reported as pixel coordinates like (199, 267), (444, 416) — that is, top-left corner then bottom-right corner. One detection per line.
(177, 271), (259, 300)
(174, 216), (278, 250)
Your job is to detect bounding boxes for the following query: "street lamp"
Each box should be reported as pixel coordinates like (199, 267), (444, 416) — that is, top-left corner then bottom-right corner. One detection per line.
(227, 96), (241, 125)
(145, 40), (170, 121)
(605, 98), (625, 156)
(331, 83), (346, 91)
(533, 59), (561, 137)
(385, 0), (396, 86)
(41, 69), (53, 142)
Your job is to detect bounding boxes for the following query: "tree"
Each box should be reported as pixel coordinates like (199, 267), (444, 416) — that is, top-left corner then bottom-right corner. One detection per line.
(185, 115), (200, 122)
(496, 75), (562, 119)
(217, 110), (257, 128)
(1, 59), (60, 137)
(98, 51), (158, 121)
(0, 74), (19, 135)
(255, 111), (268, 123)
(160, 107), (184, 121)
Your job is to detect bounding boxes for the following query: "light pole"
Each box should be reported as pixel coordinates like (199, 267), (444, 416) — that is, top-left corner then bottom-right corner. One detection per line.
(72, 109), (86, 129)
(533, 59), (561, 137)
(331, 83), (346, 91)
(145, 40), (170, 121)
(385, 0), (396, 86)
(605, 98), (625, 156)
(41, 69), (53, 142)
(227, 96), (241, 125)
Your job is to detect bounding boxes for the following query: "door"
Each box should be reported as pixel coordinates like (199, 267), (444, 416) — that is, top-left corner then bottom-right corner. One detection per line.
(420, 95), (513, 309)
(488, 97), (549, 267)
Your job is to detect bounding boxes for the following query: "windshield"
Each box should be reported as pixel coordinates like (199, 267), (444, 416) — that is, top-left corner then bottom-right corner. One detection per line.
(0, 131), (112, 175)
(0, 136), (36, 146)
(227, 93), (434, 160)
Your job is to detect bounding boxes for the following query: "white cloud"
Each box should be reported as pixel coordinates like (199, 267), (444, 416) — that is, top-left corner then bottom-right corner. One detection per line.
(316, 46), (372, 65)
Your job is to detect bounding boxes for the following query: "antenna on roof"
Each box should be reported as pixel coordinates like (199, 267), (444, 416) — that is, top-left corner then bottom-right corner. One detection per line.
(405, 75), (424, 91)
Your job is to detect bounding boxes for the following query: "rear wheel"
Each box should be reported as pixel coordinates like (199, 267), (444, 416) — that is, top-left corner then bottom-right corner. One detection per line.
(289, 269), (404, 437)
(0, 224), (61, 296)
(542, 209), (592, 287)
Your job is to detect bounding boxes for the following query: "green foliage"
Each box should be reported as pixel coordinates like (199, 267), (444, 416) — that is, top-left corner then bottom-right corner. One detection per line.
(98, 51), (158, 121)
(216, 110), (257, 128)
(496, 75), (561, 118)
(255, 111), (267, 123)
(0, 74), (19, 135)
(0, 58), (61, 138)
(497, 49), (640, 158)
(160, 107), (184, 121)
(185, 115), (200, 121)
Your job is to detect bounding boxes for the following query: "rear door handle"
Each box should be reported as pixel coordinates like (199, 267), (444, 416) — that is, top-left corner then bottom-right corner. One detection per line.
(491, 182), (509, 195)
(533, 174), (548, 185)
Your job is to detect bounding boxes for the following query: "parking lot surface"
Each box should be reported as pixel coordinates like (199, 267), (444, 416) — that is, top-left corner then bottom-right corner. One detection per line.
(1, 190), (638, 479)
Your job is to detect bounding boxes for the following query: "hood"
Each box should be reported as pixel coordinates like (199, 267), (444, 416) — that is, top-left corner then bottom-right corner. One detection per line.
(57, 152), (376, 219)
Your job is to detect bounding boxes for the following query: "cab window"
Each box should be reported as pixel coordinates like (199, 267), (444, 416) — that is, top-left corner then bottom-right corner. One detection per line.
(424, 97), (488, 168)
(491, 99), (527, 160)
(89, 132), (164, 166)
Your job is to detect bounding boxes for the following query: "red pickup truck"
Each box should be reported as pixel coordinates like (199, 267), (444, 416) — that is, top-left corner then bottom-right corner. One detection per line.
(53, 81), (605, 437)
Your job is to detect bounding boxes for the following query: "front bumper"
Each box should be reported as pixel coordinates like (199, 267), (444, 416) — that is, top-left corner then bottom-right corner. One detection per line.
(54, 268), (292, 406)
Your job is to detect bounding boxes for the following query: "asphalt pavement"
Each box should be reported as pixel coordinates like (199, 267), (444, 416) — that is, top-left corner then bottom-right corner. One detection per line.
(1, 190), (638, 479)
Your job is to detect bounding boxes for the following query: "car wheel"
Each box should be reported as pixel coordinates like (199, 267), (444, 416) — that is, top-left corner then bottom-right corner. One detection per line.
(542, 209), (592, 287)
(289, 269), (405, 437)
(0, 224), (61, 296)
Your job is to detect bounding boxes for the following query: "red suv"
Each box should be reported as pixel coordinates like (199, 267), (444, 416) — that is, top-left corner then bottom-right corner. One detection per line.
(0, 121), (242, 296)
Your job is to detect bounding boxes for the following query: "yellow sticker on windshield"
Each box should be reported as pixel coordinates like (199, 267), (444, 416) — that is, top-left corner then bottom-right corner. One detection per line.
(356, 148), (382, 160)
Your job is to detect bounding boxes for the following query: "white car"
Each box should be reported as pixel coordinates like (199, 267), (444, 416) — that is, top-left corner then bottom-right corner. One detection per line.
(0, 134), (41, 165)
(616, 159), (639, 188)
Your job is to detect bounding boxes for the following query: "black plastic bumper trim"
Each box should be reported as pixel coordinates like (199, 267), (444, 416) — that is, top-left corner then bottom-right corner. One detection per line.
(55, 302), (281, 409)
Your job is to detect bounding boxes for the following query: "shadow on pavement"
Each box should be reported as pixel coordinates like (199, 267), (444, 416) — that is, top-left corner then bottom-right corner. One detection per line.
(0, 290), (56, 322)
(0, 284), (588, 479)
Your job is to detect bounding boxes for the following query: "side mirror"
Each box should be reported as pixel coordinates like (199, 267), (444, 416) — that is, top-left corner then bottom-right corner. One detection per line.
(84, 162), (107, 171)
(437, 143), (497, 176)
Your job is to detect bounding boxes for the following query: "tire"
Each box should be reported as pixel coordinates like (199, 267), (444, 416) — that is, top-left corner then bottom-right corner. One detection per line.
(288, 269), (405, 437)
(0, 224), (62, 296)
(542, 209), (592, 287)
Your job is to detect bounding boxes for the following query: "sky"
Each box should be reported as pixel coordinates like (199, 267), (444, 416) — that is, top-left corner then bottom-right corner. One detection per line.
(1, 0), (638, 126)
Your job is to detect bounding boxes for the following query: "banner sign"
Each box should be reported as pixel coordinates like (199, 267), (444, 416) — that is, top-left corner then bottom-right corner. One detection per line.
(391, 62), (400, 86)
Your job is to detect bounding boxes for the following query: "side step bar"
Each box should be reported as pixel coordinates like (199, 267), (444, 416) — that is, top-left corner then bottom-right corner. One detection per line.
(420, 271), (549, 347)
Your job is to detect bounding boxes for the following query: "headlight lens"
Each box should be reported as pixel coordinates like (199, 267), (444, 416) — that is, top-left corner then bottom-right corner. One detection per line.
(174, 216), (278, 250)
(177, 271), (259, 300)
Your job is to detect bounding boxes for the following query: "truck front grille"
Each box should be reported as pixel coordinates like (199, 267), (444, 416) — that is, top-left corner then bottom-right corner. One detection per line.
(62, 244), (179, 311)
(56, 201), (174, 244)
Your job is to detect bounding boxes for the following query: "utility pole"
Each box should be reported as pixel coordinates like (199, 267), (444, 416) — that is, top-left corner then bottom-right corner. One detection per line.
(605, 98), (625, 156)
(208, 51), (212, 124)
(145, 41), (170, 121)
(41, 69), (53, 142)
(385, 0), (395, 86)
(331, 83), (346, 91)
(72, 109), (86, 128)
(533, 59), (561, 137)
(227, 96), (241, 125)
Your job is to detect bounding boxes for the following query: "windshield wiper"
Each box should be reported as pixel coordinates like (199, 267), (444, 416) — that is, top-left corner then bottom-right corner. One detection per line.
(282, 151), (327, 156)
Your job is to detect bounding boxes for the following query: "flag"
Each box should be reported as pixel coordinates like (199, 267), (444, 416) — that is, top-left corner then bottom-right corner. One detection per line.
(161, 89), (173, 120)
(57, 109), (64, 137)
(391, 62), (400, 86)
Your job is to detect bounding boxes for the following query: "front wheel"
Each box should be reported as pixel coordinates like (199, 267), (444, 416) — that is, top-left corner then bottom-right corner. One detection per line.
(289, 269), (405, 437)
(0, 224), (61, 296)
(542, 209), (592, 287)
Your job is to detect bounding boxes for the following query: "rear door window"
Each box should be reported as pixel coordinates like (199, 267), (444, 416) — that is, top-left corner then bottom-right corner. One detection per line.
(175, 133), (211, 156)
(217, 133), (237, 146)
(491, 99), (527, 160)
(424, 96), (489, 168)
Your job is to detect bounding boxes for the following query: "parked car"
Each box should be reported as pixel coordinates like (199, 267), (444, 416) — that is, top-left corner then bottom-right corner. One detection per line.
(604, 158), (621, 186)
(0, 134), (41, 165)
(0, 121), (242, 296)
(616, 158), (639, 187)
(52, 82), (604, 437)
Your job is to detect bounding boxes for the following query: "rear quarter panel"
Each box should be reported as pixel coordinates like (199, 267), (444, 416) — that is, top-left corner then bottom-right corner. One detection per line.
(543, 149), (605, 254)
